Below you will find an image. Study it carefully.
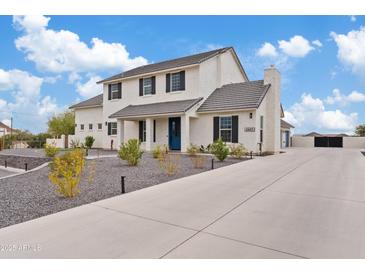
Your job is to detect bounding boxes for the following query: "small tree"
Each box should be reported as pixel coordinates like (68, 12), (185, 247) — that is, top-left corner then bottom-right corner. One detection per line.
(47, 111), (75, 148)
(118, 139), (143, 166)
(355, 124), (365, 136)
(210, 138), (229, 161)
(49, 149), (86, 198)
(84, 136), (95, 149)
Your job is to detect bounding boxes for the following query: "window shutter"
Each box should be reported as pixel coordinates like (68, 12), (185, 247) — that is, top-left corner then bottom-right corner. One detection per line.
(213, 117), (219, 142)
(139, 78), (143, 96)
(139, 121), (144, 142)
(108, 84), (111, 100)
(107, 122), (111, 135)
(166, 73), (170, 93)
(153, 120), (156, 142)
(118, 83), (122, 99)
(151, 76), (156, 94)
(232, 115), (239, 143)
(180, 71), (185, 90)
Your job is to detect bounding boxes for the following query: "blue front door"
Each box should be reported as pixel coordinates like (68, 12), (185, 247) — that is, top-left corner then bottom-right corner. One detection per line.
(168, 117), (181, 150)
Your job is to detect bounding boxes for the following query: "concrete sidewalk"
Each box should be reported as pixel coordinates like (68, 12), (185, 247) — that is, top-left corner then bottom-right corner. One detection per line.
(0, 148), (365, 258)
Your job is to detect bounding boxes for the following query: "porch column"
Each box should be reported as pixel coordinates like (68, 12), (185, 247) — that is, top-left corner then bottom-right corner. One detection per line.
(145, 118), (153, 151)
(117, 119), (125, 148)
(181, 115), (190, 152)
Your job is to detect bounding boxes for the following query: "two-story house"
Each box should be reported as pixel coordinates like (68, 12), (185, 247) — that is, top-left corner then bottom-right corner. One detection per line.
(70, 47), (286, 153)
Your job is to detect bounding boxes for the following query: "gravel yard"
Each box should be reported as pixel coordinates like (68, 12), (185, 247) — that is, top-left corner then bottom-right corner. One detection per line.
(0, 153), (248, 229)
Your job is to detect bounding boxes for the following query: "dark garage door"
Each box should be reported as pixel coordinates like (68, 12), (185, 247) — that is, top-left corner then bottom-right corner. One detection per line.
(314, 137), (343, 147)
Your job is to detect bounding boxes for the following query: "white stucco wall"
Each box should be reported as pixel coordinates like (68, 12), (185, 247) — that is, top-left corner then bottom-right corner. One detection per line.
(292, 136), (314, 147)
(190, 110), (259, 152)
(343, 137), (365, 148)
(74, 107), (104, 148)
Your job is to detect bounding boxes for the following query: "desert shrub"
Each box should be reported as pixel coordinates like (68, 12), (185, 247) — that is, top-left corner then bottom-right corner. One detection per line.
(44, 143), (60, 157)
(191, 154), (206, 169)
(84, 136), (95, 149)
(118, 139), (143, 166)
(70, 139), (83, 149)
(229, 143), (247, 159)
(48, 149), (86, 198)
(186, 143), (200, 157)
(159, 154), (180, 176)
(152, 144), (168, 159)
(210, 138), (229, 161)
(199, 144), (211, 153)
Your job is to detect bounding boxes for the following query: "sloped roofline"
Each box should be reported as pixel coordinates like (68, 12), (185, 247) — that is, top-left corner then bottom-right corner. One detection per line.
(97, 47), (249, 84)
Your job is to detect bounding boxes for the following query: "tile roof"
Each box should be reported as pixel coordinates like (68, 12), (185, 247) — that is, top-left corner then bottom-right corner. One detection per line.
(69, 94), (103, 109)
(0, 121), (11, 130)
(281, 119), (295, 129)
(197, 80), (270, 112)
(109, 98), (203, 119)
(98, 47), (237, 83)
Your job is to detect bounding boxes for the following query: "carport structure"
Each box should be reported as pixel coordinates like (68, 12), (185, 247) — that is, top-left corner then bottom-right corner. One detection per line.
(305, 132), (348, 148)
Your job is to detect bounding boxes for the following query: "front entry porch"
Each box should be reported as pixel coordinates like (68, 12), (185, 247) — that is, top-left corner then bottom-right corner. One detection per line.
(117, 115), (191, 152)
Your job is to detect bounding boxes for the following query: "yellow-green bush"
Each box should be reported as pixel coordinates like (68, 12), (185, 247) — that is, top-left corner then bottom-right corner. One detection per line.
(49, 149), (85, 198)
(159, 154), (180, 176)
(44, 143), (60, 157)
(186, 143), (199, 157)
(229, 143), (247, 159)
(118, 139), (143, 166)
(152, 144), (168, 159)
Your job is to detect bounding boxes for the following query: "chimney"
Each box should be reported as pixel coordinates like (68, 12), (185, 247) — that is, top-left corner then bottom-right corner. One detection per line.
(263, 65), (281, 153)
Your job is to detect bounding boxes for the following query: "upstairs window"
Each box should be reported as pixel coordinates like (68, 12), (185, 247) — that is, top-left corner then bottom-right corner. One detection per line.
(166, 71), (185, 92)
(80, 124), (84, 131)
(98, 123), (102, 130)
(108, 83), (122, 100)
(89, 123), (93, 130)
(171, 72), (181, 92)
(143, 77), (152, 95)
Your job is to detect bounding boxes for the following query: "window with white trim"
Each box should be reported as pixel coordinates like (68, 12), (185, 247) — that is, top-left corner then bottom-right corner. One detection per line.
(89, 123), (93, 130)
(143, 77), (152, 95)
(110, 84), (120, 99)
(171, 72), (181, 92)
(111, 122), (117, 135)
(219, 116), (232, 142)
(97, 123), (102, 130)
(80, 124), (84, 131)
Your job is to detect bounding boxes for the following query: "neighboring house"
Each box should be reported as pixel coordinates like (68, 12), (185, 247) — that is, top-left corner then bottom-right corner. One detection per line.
(0, 121), (11, 136)
(280, 119), (294, 148)
(70, 47), (287, 153)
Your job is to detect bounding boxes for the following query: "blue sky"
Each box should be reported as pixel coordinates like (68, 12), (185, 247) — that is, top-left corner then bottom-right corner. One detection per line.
(0, 15), (364, 134)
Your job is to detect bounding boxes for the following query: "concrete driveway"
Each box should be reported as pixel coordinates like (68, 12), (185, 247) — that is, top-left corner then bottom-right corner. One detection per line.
(0, 148), (364, 258)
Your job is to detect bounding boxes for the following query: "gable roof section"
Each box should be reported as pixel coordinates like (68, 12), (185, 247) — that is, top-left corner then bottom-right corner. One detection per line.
(0, 121), (11, 130)
(197, 80), (270, 113)
(109, 98), (203, 119)
(98, 47), (248, 83)
(69, 94), (103, 109)
(281, 119), (294, 129)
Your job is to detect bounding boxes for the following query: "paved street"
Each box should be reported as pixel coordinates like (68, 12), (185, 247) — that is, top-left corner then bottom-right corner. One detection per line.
(0, 148), (365, 258)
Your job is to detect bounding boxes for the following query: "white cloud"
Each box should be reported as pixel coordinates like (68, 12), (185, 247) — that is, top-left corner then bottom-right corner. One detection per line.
(13, 15), (148, 74)
(44, 75), (61, 84)
(13, 15), (50, 32)
(285, 93), (358, 132)
(312, 40), (323, 47)
(76, 75), (102, 98)
(350, 16), (357, 22)
(257, 42), (278, 58)
(325, 88), (365, 105)
(278, 35), (314, 57)
(331, 27), (365, 79)
(0, 68), (61, 132)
